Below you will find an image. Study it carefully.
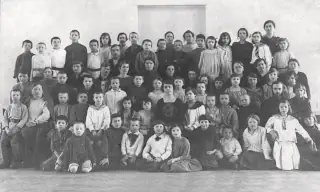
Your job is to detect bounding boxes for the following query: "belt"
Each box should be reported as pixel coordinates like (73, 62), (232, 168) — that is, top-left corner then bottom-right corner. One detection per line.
(9, 119), (20, 123)
(87, 68), (101, 72)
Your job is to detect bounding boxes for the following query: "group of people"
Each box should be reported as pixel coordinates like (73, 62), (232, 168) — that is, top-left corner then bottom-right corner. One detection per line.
(1, 19), (320, 174)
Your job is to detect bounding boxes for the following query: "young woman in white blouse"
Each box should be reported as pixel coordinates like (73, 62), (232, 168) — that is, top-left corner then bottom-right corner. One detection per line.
(250, 31), (272, 70)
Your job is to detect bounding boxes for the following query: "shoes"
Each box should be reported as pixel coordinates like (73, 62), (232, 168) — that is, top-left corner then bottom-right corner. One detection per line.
(0, 162), (10, 169)
(10, 161), (22, 169)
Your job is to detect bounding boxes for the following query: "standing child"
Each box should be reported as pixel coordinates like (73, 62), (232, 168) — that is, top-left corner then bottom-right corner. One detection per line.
(109, 44), (122, 77)
(69, 92), (89, 126)
(135, 39), (159, 74)
(142, 58), (160, 93)
(245, 73), (263, 108)
(217, 32), (233, 80)
(12, 70), (33, 104)
(148, 77), (164, 106)
(212, 77), (225, 99)
(14, 40), (34, 81)
(162, 125), (203, 172)
(120, 97), (136, 131)
(51, 71), (77, 105)
(42, 115), (72, 171)
(134, 98), (153, 137)
(128, 74), (148, 111)
(64, 30), (88, 76)
(54, 92), (72, 121)
(272, 38), (294, 74)
(225, 74), (247, 108)
(31, 42), (51, 82)
(87, 39), (101, 80)
(173, 77), (185, 103)
(118, 62), (134, 93)
(104, 77), (127, 114)
(120, 118), (144, 169)
(173, 40), (188, 77)
(66, 61), (85, 91)
(285, 71), (297, 99)
(290, 83), (311, 121)
(79, 74), (97, 105)
(138, 121), (172, 172)
(186, 34), (206, 74)
(0, 89), (28, 169)
(182, 30), (197, 53)
(156, 38), (174, 77)
(220, 127), (242, 169)
(250, 31), (272, 70)
(196, 81), (207, 104)
(262, 68), (279, 101)
(205, 95), (221, 127)
(99, 33), (112, 66)
(301, 113), (320, 150)
(124, 32), (143, 75)
(50, 37), (66, 78)
(40, 67), (58, 98)
(185, 68), (199, 89)
(265, 100), (317, 170)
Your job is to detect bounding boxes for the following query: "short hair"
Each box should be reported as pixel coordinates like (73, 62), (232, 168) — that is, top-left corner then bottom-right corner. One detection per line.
(196, 81), (206, 86)
(268, 67), (279, 75)
(44, 67), (53, 75)
(73, 121), (85, 126)
(119, 61), (130, 68)
(122, 96), (133, 103)
(100, 32), (112, 47)
(22, 40), (33, 48)
(254, 58), (267, 68)
(77, 91), (88, 97)
(288, 58), (300, 66)
(142, 39), (152, 47)
(285, 71), (297, 80)
(93, 91), (104, 96)
(264, 20), (276, 28)
(89, 39), (99, 46)
(278, 99), (292, 114)
(199, 115), (209, 121)
(82, 74), (93, 81)
(55, 115), (68, 123)
(72, 61), (83, 66)
(133, 73), (144, 79)
(70, 30), (80, 36)
(272, 80), (284, 88)
(144, 57), (155, 64)
(11, 88), (22, 94)
(196, 34), (206, 41)
(18, 69), (29, 75)
(111, 113), (122, 120)
(218, 32), (231, 46)
(183, 30), (195, 39)
(142, 98), (152, 104)
(220, 92), (229, 97)
(252, 31), (263, 41)
(185, 87), (196, 95)
(117, 32), (128, 41)
(233, 61), (244, 67)
(247, 73), (258, 79)
(214, 76), (225, 83)
(230, 73), (242, 79)
(152, 120), (165, 127)
(110, 76), (120, 82)
(130, 118), (140, 123)
(111, 44), (120, 49)
(164, 31), (174, 39)
(206, 36), (217, 48)
(174, 76), (184, 83)
(174, 39), (183, 44)
(153, 77), (163, 83)
(58, 91), (69, 95)
(157, 38), (166, 47)
(51, 37), (61, 44)
(237, 28), (249, 38)
(163, 79), (174, 86)
(129, 32), (139, 38)
(57, 71), (67, 76)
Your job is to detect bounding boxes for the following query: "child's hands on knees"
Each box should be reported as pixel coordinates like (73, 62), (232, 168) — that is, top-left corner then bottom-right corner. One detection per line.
(92, 130), (97, 136)
(121, 155), (129, 162)
(99, 158), (109, 166)
(154, 157), (162, 162)
(146, 155), (154, 162)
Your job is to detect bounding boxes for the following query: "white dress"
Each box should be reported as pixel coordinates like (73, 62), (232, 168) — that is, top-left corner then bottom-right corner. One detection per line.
(265, 114), (312, 170)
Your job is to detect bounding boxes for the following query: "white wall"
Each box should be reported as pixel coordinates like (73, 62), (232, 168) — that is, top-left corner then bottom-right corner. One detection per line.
(1, 0), (320, 109)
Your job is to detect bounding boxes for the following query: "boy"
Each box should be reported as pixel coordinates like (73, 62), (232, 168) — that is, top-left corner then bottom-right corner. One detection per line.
(219, 93), (239, 138)
(66, 61), (85, 91)
(213, 76), (225, 99)
(220, 127), (242, 169)
(87, 39), (101, 80)
(173, 40), (188, 77)
(51, 71), (77, 105)
(142, 59), (160, 92)
(53, 92), (72, 121)
(124, 32), (143, 75)
(98, 114), (125, 170)
(0, 89), (28, 169)
(156, 38), (175, 77)
(65, 30), (88, 76)
(196, 81), (207, 104)
(128, 74), (148, 111)
(50, 37), (66, 78)
(186, 34), (206, 73)
(79, 74), (96, 105)
(12, 70), (33, 104)
(134, 98), (153, 137)
(14, 40), (34, 81)
(109, 44), (122, 77)
(42, 115), (72, 171)
(118, 32), (129, 57)
(31, 42), (51, 82)
(185, 68), (198, 90)
(104, 77), (127, 114)
(245, 73), (263, 108)
(205, 95), (221, 127)
(173, 76), (185, 103)
(121, 118), (144, 169)
(69, 91), (89, 126)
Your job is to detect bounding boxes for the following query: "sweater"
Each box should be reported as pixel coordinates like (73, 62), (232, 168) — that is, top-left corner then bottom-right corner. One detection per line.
(85, 105), (110, 131)
(143, 133), (172, 160)
(13, 51), (35, 79)
(101, 127), (125, 158)
(121, 131), (144, 156)
(69, 103), (89, 125)
(64, 42), (88, 76)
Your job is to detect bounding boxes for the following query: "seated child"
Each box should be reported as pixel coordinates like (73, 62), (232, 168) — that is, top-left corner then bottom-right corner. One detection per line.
(212, 76), (225, 99)
(54, 92), (72, 121)
(120, 118), (144, 169)
(290, 83), (311, 121)
(245, 73), (263, 108)
(69, 91), (89, 126)
(120, 96), (136, 131)
(196, 81), (207, 104)
(220, 127), (242, 169)
(0, 89), (28, 169)
(185, 68), (198, 90)
(205, 95), (221, 127)
(128, 74), (148, 111)
(104, 77), (127, 114)
(262, 68), (279, 101)
(199, 75), (212, 94)
(42, 115), (72, 171)
(225, 74), (247, 108)
(12, 70), (33, 104)
(302, 112), (320, 150)
(138, 121), (172, 172)
(51, 71), (77, 105)
(148, 77), (164, 106)
(66, 61), (85, 91)
(134, 98), (153, 137)
(55, 122), (96, 173)
(173, 77), (185, 103)
(142, 58), (160, 93)
(161, 125), (203, 172)
(79, 74), (97, 105)
(13, 40), (34, 82)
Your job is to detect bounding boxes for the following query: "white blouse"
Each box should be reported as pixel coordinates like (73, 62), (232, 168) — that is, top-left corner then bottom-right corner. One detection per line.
(143, 133), (172, 160)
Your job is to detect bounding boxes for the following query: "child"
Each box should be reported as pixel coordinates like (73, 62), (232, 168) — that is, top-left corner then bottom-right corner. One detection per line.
(42, 115), (72, 171)
(54, 91), (72, 121)
(118, 62), (134, 93)
(255, 58), (270, 87)
(196, 81), (207, 104)
(272, 38), (294, 74)
(55, 122), (96, 173)
(218, 93), (239, 138)
(232, 62), (246, 87)
(173, 77), (185, 103)
(250, 31), (272, 70)
(186, 34), (206, 74)
(220, 127), (242, 169)
(51, 71), (77, 105)
(245, 73), (263, 108)
(134, 98), (153, 136)
(217, 32), (233, 80)
(161, 125), (203, 172)
(66, 61), (85, 91)
(212, 77), (225, 99)
(188, 115), (222, 169)
(148, 77), (164, 105)
(240, 114), (275, 170)
(156, 39), (175, 77)
(87, 39), (101, 80)
(118, 32), (129, 57)
(104, 77), (127, 114)
(50, 37), (66, 78)
(98, 114), (125, 170)
(163, 64), (176, 81)
(265, 100), (317, 170)
(120, 118), (144, 169)
(138, 121), (172, 172)
(31, 42), (51, 82)
(109, 44), (122, 77)
(97, 65), (111, 90)
(185, 68), (198, 89)
(135, 39), (159, 74)
(199, 36), (220, 81)
(301, 113), (320, 150)
(40, 67), (58, 98)
(0, 89), (28, 169)
(182, 30), (197, 53)
(69, 91), (89, 126)
(205, 95), (221, 127)
(173, 40), (188, 77)
(184, 88), (206, 131)
(290, 83), (311, 121)
(79, 74), (97, 105)
(262, 68), (279, 101)
(65, 30), (88, 76)
(120, 97), (136, 131)
(142, 58), (160, 93)
(128, 74), (148, 111)
(12, 70), (33, 104)
(99, 32), (112, 66)
(124, 32), (143, 75)
(285, 71), (297, 99)
(13, 40), (34, 81)
(199, 75), (212, 94)
(225, 74), (247, 108)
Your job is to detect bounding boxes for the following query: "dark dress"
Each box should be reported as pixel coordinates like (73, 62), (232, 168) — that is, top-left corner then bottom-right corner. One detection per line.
(69, 103), (89, 125)
(231, 41), (254, 75)
(290, 96), (312, 122)
(119, 76), (134, 93)
(156, 98), (184, 125)
(124, 44), (143, 75)
(128, 85), (148, 111)
(142, 71), (160, 93)
(261, 35), (281, 55)
(156, 49), (175, 77)
(64, 43), (88, 76)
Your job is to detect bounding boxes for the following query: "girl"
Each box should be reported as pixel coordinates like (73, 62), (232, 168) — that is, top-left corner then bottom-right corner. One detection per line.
(287, 59), (310, 99)
(31, 42), (51, 82)
(285, 71), (297, 99)
(240, 114), (276, 170)
(205, 95), (221, 127)
(261, 20), (281, 55)
(250, 31), (272, 70)
(98, 65), (111, 91)
(254, 58), (270, 87)
(272, 38), (294, 74)
(142, 58), (160, 93)
(163, 64), (176, 81)
(161, 125), (203, 172)
(21, 83), (51, 169)
(290, 83), (311, 121)
(265, 100), (317, 170)
(148, 78), (164, 106)
(138, 121), (172, 172)
(156, 38), (175, 77)
(217, 32), (233, 80)
(118, 62), (134, 93)
(184, 88), (206, 131)
(199, 75), (212, 94)
(185, 68), (199, 89)
(12, 71), (33, 104)
(220, 127), (242, 169)
(225, 74), (247, 108)
(196, 81), (207, 104)
(182, 30), (197, 53)
(301, 113), (320, 150)
(262, 68), (279, 101)
(212, 77), (225, 99)
(245, 73), (263, 108)
(120, 96), (136, 132)
(40, 67), (57, 98)
(198, 36), (220, 81)
(231, 28), (254, 75)
(173, 77), (186, 103)
(135, 39), (159, 73)
(99, 33), (112, 65)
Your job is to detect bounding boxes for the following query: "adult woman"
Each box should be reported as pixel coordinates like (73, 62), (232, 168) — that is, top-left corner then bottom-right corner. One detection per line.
(254, 58), (269, 87)
(261, 20), (281, 55)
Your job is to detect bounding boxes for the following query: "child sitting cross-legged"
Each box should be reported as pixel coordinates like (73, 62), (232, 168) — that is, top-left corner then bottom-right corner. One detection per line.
(220, 127), (242, 169)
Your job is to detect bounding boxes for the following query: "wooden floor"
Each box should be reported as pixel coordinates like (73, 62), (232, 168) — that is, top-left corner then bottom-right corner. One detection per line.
(0, 170), (319, 192)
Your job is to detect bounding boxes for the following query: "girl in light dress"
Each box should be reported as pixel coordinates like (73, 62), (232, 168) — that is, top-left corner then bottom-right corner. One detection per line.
(99, 33), (112, 65)
(272, 38), (294, 74)
(217, 32), (233, 80)
(148, 77), (164, 106)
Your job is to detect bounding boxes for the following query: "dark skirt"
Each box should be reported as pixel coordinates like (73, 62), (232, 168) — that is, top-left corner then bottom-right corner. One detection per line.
(136, 158), (166, 172)
(199, 153), (220, 169)
(240, 151), (276, 170)
(161, 158), (203, 172)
